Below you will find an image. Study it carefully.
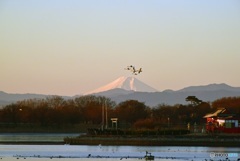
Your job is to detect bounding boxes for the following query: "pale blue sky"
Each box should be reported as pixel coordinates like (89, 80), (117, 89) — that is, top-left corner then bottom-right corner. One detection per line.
(1, 0), (240, 96)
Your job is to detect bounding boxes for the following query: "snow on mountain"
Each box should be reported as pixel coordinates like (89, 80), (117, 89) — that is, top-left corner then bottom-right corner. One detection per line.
(84, 76), (158, 95)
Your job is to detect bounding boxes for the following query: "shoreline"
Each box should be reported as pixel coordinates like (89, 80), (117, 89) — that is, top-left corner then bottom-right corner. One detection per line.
(0, 141), (64, 145)
(1, 133), (240, 147)
(65, 133), (240, 147)
(64, 136), (240, 147)
(2, 141), (240, 147)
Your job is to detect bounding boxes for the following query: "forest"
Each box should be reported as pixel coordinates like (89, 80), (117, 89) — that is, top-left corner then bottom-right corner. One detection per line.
(0, 95), (239, 131)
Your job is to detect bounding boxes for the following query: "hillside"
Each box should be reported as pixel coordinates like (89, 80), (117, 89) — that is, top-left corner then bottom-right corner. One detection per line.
(1, 77), (240, 107)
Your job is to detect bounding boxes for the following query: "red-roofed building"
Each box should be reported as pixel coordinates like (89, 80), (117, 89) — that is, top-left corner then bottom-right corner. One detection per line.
(204, 108), (240, 133)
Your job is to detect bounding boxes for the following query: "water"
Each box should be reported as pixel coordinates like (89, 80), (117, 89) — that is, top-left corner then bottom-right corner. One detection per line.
(0, 144), (239, 161)
(0, 133), (81, 142)
(0, 133), (239, 161)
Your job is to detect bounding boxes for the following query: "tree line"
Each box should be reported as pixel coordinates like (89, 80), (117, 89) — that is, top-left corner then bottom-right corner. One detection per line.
(0, 95), (239, 129)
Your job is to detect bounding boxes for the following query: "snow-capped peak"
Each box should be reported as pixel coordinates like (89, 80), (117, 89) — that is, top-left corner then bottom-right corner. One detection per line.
(84, 76), (157, 95)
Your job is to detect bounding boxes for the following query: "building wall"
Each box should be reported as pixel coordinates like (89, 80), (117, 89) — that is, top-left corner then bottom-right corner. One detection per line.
(206, 117), (240, 133)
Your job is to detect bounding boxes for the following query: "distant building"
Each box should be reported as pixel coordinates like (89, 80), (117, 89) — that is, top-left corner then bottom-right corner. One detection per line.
(203, 108), (240, 133)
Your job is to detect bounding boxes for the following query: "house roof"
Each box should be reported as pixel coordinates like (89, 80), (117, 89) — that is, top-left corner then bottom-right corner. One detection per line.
(203, 108), (226, 118)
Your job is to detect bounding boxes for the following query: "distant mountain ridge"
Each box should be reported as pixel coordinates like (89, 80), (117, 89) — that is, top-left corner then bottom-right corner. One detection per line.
(179, 83), (240, 92)
(1, 77), (240, 107)
(85, 79), (240, 106)
(109, 89), (240, 107)
(0, 91), (70, 107)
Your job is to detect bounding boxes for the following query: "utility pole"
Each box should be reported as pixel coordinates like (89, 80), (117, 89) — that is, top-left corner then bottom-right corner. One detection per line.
(105, 100), (108, 129)
(101, 99), (104, 131)
(101, 99), (108, 130)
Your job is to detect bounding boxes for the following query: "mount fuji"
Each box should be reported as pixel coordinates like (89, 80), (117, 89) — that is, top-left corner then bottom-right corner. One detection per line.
(84, 76), (157, 95)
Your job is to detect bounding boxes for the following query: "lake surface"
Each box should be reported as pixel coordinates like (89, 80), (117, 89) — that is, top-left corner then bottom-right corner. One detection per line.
(0, 133), (81, 142)
(0, 133), (239, 161)
(0, 144), (239, 161)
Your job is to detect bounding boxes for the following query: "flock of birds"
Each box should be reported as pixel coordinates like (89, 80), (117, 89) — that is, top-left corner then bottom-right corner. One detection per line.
(10, 150), (240, 161)
(125, 65), (142, 75)
(8, 155), (240, 161)
(8, 145), (240, 161)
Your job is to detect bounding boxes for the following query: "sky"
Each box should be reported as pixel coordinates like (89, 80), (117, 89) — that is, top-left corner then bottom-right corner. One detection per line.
(1, 0), (240, 96)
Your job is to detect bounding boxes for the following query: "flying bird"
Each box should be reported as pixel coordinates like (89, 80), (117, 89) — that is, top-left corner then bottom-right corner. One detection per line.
(125, 65), (142, 75)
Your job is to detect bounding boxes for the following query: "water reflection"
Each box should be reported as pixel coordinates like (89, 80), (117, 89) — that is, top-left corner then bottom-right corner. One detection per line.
(0, 133), (81, 142)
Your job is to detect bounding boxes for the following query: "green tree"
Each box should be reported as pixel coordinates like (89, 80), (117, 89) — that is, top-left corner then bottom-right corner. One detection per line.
(186, 96), (202, 106)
